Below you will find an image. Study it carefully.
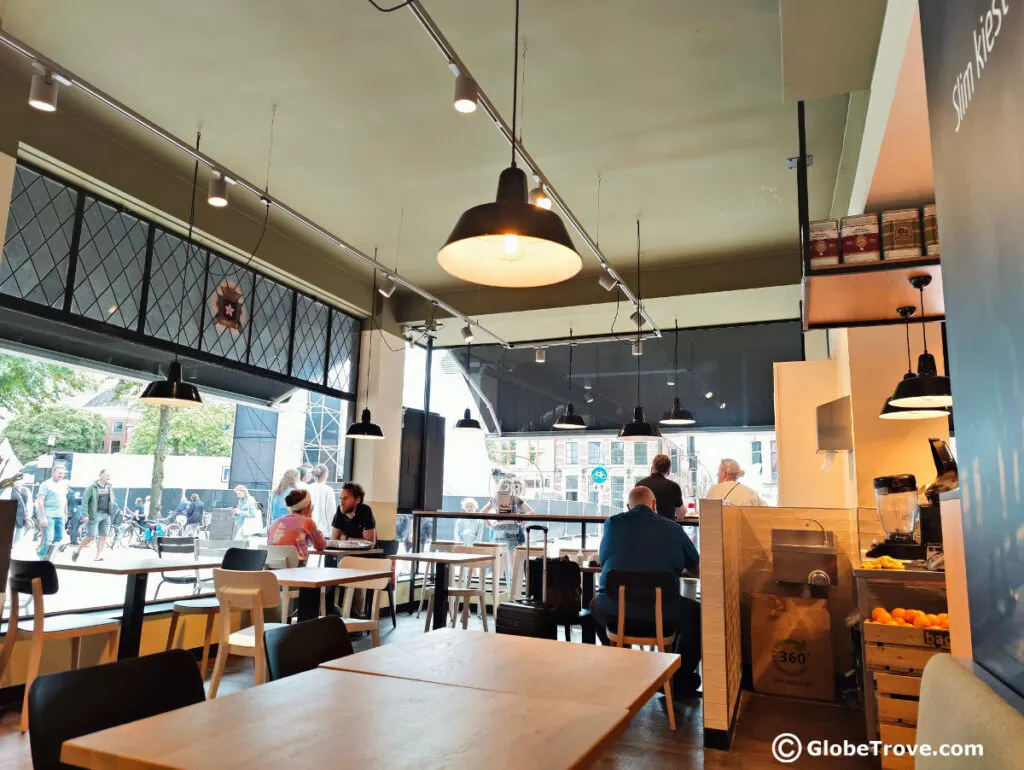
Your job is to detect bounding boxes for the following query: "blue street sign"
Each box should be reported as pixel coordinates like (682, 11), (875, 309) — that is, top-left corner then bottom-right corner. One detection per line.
(591, 466), (609, 485)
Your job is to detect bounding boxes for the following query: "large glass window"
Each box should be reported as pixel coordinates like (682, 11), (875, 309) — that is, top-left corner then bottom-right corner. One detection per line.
(751, 440), (763, 466)
(634, 441), (648, 466)
(610, 441), (624, 465)
(587, 441), (601, 466)
(566, 441), (579, 464)
(565, 476), (579, 502)
(610, 475), (625, 509)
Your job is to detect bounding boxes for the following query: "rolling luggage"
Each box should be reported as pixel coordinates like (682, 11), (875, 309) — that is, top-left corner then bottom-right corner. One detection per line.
(495, 525), (558, 639)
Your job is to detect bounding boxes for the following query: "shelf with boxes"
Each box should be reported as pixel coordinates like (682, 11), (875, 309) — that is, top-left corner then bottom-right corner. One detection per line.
(802, 205), (944, 330)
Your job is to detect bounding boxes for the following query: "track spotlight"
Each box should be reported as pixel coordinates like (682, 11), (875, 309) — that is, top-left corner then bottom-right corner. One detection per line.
(629, 310), (645, 327)
(598, 272), (618, 292)
(529, 184), (552, 210)
(460, 324), (475, 343)
(632, 340), (643, 356)
(453, 73), (478, 114)
(208, 174), (229, 208)
(535, 348), (546, 363)
(705, 391), (714, 399)
(379, 276), (397, 299)
(29, 70), (59, 112)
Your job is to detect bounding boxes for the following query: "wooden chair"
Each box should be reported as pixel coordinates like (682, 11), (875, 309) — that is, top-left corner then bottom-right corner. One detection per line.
(165, 547), (267, 680)
(154, 536), (199, 599)
(337, 556), (390, 647)
(509, 545), (529, 599)
(376, 539), (401, 629)
(415, 541), (456, 619)
(605, 570), (679, 731)
(208, 568), (285, 697)
(267, 545), (302, 623)
(0, 560), (120, 732)
(424, 546), (490, 633)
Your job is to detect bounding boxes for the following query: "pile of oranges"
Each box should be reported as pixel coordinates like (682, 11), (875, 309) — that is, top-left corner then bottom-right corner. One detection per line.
(867, 607), (950, 629)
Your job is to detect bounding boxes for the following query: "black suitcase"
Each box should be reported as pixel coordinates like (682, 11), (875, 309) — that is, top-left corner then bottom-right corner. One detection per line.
(495, 525), (558, 639)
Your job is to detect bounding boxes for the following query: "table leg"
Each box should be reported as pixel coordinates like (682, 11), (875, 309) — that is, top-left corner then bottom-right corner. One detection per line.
(432, 562), (449, 631)
(296, 587), (321, 622)
(408, 516), (422, 615)
(581, 522), (587, 550)
(323, 554), (339, 609)
(117, 573), (149, 660)
(581, 571), (596, 645)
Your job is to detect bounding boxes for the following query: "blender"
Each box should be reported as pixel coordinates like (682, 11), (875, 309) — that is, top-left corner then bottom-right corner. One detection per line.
(866, 474), (925, 560)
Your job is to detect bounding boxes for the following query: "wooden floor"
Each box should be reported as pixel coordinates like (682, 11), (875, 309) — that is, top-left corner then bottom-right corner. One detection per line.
(0, 612), (873, 769)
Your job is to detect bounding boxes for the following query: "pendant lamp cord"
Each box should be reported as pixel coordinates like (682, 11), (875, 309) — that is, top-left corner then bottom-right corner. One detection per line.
(636, 218), (642, 407)
(918, 285), (929, 354)
(367, 255), (378, 412)
(567, 328), (574, 405)
(673, 320), (679, 400)
(904, 313), (913, 374)
(175, 130), (202, 368)
(510, 0), (520, 168)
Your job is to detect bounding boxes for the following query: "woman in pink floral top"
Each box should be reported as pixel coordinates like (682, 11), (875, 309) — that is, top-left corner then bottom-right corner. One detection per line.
(267, 489), (326, 564)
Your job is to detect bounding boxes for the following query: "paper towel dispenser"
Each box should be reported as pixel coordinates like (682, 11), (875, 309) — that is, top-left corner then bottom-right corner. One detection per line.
(816, 396), (853, 452)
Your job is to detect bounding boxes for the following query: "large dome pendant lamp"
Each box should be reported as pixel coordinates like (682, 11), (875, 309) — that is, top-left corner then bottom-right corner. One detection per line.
(660, 321), (695, 426)
(888, 275), (953, 409)
(553, 329), (586, 430)
(436, 0), (582, 288)
(346, 269), (385, 440)
(141, 132), (203, 409)
(453, 335), (483, 433)
(619, 220), (661, 441)
(879, 304), (950, 420)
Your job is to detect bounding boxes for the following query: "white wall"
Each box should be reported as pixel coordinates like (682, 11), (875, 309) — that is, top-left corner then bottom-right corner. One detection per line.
(68, 453), (230, 491)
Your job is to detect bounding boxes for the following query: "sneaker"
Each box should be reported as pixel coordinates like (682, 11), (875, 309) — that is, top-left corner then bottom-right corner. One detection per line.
(71, 550), (80, 562)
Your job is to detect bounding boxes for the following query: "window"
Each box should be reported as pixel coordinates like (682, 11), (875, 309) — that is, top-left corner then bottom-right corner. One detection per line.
(633, 442), (648, 466)
(109, 439), (121, 453)
(610, 441), (624, 465)
(611, 475), (625, 509)
(588, 483), (599, 504)
(587, 441), (601, 466)
(770, 440), (778, 483)
(525, 478), (538, 489)
(528, 441), (539, 464)
(565, 476), (579, 502)
(501, 440), (517, 465)
(112, 420), (124, 434)
(751, 440), (763, 466)
(669, 447), (679, 475)
(565, 441), (579, 464)
(221, 466), (231, 483)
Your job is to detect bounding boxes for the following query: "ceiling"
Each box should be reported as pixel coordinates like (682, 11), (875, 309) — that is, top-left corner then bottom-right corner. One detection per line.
(0, 0), (883, 322)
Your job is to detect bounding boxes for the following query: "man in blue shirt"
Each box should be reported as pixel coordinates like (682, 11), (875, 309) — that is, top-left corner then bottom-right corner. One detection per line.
(592, 485), (702, 696)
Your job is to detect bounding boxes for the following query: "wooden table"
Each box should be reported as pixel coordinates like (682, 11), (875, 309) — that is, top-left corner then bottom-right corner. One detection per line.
(56, 557), (223, 659)
(390, 552), (495, 631)
(62, 667), (628, 770)
(272, 567), (392, 622)
(322, 628), (680, 716)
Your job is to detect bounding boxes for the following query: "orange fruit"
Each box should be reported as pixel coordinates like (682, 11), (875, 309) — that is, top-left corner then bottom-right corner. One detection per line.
(894, 618), (909, 626)
(937, 613), (949, 622)
(913, 615), (932, 628)
(937, 618), (949, 629)
(891, 608), (907, 620)
(885, 620), (900, 626)
(903, 609), (920, 621)
(926, 614), (939, 625)
(872, 607), (888, 622)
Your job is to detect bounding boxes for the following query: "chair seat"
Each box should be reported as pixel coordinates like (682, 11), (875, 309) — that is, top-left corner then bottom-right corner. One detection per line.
(339, 617), (375, 632)
(227, 623), (288, 648)
(6, 614), (119, 637)
(171, 597), (221, 614)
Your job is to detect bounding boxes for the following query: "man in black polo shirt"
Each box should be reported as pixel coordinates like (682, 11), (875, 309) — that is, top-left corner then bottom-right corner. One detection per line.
(331, 482), (377, 544)
(637, 454), (684, 521)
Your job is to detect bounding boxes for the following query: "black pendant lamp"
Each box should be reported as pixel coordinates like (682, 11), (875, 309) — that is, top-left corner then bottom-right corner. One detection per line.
(141, 132), (203, 409)
(661, 322), (695, 426)
(436, 0), (582, 288)
(619, 220), (661, 441)
(553, 329), (586, 430)
(888, 276), (953, 409)
(454, 338), (483, 433)
(346, 269), (385, 440)
(881, 303), (952, 420)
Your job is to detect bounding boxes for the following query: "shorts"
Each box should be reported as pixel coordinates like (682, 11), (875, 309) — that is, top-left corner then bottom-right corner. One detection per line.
(87, 512), (111, 538)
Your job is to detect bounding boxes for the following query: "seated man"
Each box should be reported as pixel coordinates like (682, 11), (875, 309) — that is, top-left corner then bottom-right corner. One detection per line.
(591, 485), (702, 696)
(331, 482), (377, 545)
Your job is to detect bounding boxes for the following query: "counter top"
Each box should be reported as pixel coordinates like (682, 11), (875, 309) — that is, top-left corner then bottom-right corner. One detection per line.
(853, 565), (947, 583)
(413, 510), (701, 527)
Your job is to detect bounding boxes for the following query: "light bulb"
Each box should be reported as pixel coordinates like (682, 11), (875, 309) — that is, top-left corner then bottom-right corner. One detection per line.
(529, 186), (552, 209)
(719, 402), (727, 410)
(502, 233), (520, 258)
(705, 391), (714, 399)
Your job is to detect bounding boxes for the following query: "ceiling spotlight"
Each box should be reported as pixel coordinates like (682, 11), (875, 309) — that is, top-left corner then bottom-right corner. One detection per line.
(460, 324), (475, 343)
(584, 391), (595, 404)
(666, 380), (675, 387)
(584, 383), (592, 390)
(529, 185), (553, 210)
(29, 70), (59, 112)
(629, 310), (647, 328)
(379, 276), (397, 299)
(719, 402), (727, 409)
(632, 340), (643, 356)
(598, 272), (618, 292)
(705, 391), (714, 399)
(453, 73), (478, 114)
(535, 348), (546, 363)
(208, 174), (229, 208)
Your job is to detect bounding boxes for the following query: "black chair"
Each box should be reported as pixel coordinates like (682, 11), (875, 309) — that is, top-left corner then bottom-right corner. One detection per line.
(0, 560), (120, 733)
(376, 539), (400, 628)
(165, 547), (268, 679)
(264, 616), (354, 681)
(27, 648), (205, 770)
(154, 536), (199, 599)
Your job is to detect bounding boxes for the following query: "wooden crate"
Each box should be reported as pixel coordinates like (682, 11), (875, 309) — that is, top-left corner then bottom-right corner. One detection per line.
(864, 622), (950, 650)
(874, 672), (922, 698)
(865, 642), (940, 674)
(876, 694), (918, 726)
(879, 723), (917, 770)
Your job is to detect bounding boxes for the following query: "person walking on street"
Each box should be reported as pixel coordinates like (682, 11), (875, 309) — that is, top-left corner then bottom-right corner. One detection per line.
(184, 493), (205, 536)
(270, 468), (302, 522)
(231, 485), (259, 539)
(7, 478), (31, 546)
(73, 469), (114, 562)
(307, 465), (338, 537)
(35, 464), (69, 559)
(66, 487), (82, 549)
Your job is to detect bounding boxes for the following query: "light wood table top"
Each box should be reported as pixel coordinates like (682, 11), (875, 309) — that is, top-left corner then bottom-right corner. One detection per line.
(390, 552), (495, 565)
(321, 628), (680, 715)
(62, 668), (627, 770)
(271, 566), (391, 588)
(310, 547), (383, 556)
(54, 557), (223, 575)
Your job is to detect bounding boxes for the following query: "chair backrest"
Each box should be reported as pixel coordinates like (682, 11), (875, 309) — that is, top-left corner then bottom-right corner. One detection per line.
(338, 556), (390, 589)
(431, 541), (456, 553)
(213, 569), (280, 611)
(378, 538), (400, 557)
(452, 545), (491, 584)
(605, 570), (677, 604)
(27, 649), (205, 770)
(199, 539), (248, 557)
(265, 545), (300, 570)
(156, 536), (198, 558)
(221, 547), (268, 571)
(9, 559), (59, 596)
(263, 617), (354, 681)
